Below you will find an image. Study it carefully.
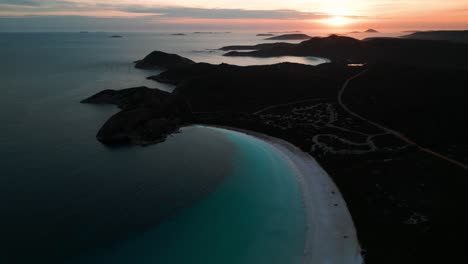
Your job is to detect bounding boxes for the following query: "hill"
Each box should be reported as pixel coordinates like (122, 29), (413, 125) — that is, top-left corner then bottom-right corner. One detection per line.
(401, 30), (468, 43)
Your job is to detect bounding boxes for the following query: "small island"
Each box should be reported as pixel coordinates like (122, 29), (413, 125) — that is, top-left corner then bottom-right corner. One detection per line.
(256, 34), (275, 36)
(110, 35), (122, 38)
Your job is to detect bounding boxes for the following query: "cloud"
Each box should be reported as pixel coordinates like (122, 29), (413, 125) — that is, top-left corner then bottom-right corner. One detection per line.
(0, 2), (363, 21)
(0, 15), (156, 31)
(0, 0), (40, 6)
(121, 7), (332, 20)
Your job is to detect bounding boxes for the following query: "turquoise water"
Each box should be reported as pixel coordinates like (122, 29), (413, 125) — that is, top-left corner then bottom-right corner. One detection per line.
(74, 127), (305, 264)
(0, 33), (307, 263)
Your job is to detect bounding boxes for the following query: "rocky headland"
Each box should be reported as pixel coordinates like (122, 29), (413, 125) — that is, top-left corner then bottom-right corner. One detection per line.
(81, 86), (191, 145)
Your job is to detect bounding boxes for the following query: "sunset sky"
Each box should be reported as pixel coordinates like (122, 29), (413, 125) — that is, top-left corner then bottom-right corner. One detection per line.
(0, 0), (467, 32)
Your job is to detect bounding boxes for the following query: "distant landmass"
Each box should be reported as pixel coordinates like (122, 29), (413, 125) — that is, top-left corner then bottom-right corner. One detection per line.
(193, 32), (231, 34)
(171, 33), (186, 36)
(401, 30), (468, 43)
(219, 42), (294, 51)
(349, 29), (379, 34)
(265, 34), (312, 40)
(109, 35), (122, 38)
(268, 30), (301, 33)
(256, 34), (275, 36)
(224, 34), (468, 69)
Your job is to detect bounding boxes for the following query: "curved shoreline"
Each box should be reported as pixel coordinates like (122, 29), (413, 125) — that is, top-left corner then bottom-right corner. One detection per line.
(208, 125), (363, 264)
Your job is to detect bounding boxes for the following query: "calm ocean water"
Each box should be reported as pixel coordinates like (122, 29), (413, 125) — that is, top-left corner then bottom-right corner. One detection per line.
(0, 32), (316, 263)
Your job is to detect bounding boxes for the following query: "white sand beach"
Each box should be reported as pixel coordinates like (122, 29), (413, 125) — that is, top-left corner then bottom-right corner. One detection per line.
(215, 126), (363, 264)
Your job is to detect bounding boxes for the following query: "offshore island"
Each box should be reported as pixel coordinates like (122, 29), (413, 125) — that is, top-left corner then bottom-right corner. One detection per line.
(82, 31), (468, 264)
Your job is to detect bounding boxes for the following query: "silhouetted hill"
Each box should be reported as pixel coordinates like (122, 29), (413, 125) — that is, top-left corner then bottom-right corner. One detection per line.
(401, 30), (468, 43)
(265, 34), (312, 40)
(134, 51), (195, 69)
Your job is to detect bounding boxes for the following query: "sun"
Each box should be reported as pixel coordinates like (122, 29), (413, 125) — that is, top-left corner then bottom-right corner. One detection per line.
(320, 16), (353, 27)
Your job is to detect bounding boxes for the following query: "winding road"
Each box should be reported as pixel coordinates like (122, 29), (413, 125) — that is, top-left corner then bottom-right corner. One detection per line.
(339, 70), (468, 171)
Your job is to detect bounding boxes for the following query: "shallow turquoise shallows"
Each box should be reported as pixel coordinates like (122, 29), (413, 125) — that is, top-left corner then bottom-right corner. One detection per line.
(74, 127), (305, 264)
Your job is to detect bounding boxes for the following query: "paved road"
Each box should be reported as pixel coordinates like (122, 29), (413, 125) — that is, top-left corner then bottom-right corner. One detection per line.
(339, 71), (467, 171)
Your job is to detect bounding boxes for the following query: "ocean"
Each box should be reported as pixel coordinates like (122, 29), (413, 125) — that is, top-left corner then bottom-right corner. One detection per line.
(0, 31), (373, 263)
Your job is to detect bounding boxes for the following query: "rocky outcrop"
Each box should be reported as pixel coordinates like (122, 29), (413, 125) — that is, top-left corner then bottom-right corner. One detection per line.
(365, 29), (379, 33)
(134, 51), (195, 69)
(96, 108), (181, 145)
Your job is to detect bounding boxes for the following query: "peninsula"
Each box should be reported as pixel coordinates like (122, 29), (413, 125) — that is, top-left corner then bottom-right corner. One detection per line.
(82, 35), (468, 264)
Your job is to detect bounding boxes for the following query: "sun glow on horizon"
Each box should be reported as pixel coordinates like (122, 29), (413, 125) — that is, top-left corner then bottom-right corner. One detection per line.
(320, 16), (354, 27)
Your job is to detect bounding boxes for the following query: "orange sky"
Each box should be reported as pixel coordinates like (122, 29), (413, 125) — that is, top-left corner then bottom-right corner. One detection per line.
(0, 0), (467, 31)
